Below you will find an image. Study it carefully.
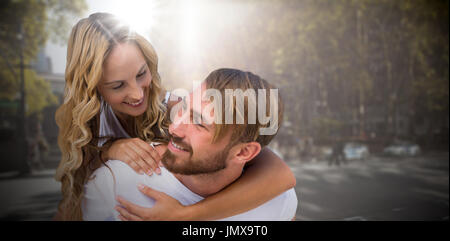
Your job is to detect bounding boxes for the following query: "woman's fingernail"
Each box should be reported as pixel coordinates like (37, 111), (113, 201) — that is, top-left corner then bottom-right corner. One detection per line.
(156, 168), (161, 175)
(138, 183), (145, 190)
(147, 170), (153, 176)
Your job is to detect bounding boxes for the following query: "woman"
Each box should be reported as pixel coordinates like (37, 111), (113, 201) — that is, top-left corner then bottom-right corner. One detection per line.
(55, 12), (296, 220)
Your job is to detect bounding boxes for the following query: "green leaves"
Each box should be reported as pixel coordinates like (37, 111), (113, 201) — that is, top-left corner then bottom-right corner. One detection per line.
(0, 0), (87, 116)
(217, 0), (448, 138)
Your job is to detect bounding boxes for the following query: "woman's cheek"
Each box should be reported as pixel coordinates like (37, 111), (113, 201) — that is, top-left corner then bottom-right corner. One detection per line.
(105, 91), (126, 106)
(144, 78), (151, 89)
(142, 74), (152, 88)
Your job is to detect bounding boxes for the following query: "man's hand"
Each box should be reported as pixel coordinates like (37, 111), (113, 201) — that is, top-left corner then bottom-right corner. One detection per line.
(115, 184), (189, 221)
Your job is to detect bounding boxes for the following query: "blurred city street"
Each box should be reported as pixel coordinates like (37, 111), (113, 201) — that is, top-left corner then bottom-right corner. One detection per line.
(291, 152), (449, 221)
(0, 152), (448, 221)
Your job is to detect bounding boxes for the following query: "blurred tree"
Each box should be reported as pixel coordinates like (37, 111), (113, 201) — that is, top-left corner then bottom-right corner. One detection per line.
(120, 0), (448, 148)
(0, 0), (87, 117)
(0, 0), (86, 173)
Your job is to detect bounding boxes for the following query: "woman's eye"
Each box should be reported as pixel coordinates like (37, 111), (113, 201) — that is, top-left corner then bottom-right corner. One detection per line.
(113, 83), (124, 89)
(137, 70), (147, 78)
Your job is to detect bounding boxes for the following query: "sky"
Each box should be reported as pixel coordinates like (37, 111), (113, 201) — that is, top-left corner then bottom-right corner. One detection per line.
(45, 0), (108, 74)
(46, 0), (160, 74)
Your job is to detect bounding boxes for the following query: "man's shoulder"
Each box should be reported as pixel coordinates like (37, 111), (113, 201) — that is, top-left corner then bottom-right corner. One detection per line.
(88, 160), (136, 183)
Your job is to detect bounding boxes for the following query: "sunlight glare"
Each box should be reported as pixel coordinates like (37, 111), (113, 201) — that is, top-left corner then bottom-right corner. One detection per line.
(109, 0), (158, 35)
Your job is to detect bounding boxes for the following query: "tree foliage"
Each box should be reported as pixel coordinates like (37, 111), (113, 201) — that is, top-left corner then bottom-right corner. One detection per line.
(0, 0), (87, 116)
(229, 0), (449, 141)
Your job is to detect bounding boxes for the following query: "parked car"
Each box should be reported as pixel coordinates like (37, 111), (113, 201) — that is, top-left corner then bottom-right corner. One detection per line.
(343, 142), (370, 160)
(383, 141), (421, 156)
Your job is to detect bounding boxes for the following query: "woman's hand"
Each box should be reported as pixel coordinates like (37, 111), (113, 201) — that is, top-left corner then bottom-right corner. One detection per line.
(104, 138), (162, 175)
(115, 184), (190, 221)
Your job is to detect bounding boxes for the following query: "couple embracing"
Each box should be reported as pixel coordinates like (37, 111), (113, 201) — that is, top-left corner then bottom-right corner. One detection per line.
(55, 12), (297, 221)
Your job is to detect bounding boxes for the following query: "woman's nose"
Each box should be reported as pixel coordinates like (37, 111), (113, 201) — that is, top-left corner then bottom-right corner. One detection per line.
(128, 81), (144, 100)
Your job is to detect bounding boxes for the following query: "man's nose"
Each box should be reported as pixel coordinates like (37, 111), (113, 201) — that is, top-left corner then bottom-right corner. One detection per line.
(169, 121), (185, 139)
(169, 110), (190, 138)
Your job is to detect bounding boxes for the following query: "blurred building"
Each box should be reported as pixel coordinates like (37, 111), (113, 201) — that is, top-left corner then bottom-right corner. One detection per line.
(32, 49), (65, 96)
(32, 49), (64, 144)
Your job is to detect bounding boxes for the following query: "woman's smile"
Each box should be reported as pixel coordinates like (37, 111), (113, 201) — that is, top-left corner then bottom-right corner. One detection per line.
(123, 97), (144, 107)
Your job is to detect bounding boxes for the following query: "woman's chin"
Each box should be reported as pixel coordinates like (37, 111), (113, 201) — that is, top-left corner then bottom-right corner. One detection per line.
(123, 104), (148, 117)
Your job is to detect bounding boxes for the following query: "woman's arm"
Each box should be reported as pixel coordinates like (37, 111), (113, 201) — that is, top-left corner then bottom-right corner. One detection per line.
(183, 147), (296, 220)
(116, 147), (296, 220)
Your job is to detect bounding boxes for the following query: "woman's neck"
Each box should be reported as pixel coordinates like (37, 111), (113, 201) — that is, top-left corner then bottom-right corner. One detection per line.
(114, 110), (135, 137)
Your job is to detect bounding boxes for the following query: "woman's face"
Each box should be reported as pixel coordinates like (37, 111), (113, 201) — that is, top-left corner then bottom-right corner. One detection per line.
(97, 42), (152, 120)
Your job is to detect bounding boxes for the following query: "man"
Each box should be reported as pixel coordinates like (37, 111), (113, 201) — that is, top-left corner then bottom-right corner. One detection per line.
(82, 68), (298, 221)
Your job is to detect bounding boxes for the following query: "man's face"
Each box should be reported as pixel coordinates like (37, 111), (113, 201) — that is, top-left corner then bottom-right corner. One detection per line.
(162, 83), (234, 175)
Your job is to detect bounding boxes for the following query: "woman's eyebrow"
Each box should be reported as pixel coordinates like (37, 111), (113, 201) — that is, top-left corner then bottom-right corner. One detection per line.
(104, 63), (147, 85)
(104, 79), (123, 85)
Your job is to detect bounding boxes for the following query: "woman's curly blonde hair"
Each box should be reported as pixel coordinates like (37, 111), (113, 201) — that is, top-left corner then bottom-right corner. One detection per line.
(55, 12), (167, 220)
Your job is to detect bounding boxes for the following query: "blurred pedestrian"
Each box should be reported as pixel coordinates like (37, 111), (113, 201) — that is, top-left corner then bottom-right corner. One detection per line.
(329, 140), (345, 166)
(27, 118), (49, 171)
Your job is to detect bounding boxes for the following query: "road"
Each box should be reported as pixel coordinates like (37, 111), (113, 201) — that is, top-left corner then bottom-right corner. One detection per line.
(290, 152), (449, 221)
(0, 152), (448, 221)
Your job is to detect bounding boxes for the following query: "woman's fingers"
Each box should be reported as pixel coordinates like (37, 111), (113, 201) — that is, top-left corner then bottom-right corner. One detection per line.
(134, 140), (162, 174)
(125, 149), (152, 175)
(123, 150), (145, 174)
(126, 140), (155, 174)
(109, 138), (162, 175)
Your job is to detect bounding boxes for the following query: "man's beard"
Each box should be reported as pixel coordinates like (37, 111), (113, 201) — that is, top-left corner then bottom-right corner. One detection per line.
(162, 136), (231, 175)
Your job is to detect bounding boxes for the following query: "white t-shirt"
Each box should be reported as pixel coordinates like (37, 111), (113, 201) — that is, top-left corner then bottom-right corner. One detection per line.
(82, 159), (298, 221)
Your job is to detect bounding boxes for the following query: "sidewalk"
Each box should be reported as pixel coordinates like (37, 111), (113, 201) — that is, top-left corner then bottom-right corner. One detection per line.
(0, 169), (60, 221)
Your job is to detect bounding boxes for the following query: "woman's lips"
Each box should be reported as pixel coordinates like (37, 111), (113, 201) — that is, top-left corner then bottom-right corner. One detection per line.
(123, 98), (144, 107)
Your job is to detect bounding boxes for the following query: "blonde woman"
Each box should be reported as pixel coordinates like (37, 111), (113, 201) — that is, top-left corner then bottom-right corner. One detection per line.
(55, 12), (296, 220)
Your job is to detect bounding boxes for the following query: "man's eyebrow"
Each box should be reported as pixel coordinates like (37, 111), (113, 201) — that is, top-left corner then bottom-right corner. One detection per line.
(104, 63), (147, 85)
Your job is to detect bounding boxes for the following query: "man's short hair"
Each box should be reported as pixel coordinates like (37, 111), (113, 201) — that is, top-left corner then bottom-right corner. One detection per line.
(204, 68), (284, 148)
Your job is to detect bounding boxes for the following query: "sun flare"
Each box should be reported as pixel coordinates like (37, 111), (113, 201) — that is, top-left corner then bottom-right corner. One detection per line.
(108, 0), (160, 35)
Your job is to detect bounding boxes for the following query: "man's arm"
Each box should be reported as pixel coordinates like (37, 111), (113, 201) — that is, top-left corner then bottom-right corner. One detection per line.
(217, 188), (298, 221)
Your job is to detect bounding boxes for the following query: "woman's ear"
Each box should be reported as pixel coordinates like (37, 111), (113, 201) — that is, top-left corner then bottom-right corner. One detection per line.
(234, 142), (262, 165)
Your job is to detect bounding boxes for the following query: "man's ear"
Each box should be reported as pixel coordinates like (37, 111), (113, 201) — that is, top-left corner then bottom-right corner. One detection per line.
(234, 142), (262, 165)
